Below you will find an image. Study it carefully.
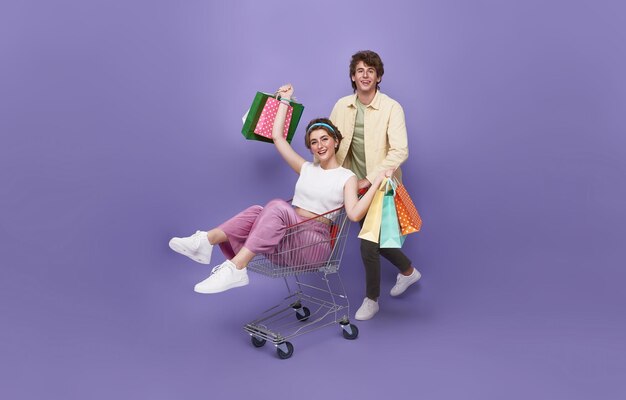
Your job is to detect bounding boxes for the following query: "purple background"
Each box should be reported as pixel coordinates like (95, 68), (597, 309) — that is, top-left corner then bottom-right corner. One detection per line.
(2, 0), (625, 399)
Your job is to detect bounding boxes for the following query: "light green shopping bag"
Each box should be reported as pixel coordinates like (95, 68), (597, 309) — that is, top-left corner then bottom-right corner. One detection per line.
(379, 179), (406, 248)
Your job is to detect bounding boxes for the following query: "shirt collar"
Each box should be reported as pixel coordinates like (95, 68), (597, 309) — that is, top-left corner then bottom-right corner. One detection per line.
(348, 90), (382, 110)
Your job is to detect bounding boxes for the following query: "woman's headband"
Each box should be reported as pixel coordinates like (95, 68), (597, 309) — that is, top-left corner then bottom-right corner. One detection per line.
(306, 122), (336, 134)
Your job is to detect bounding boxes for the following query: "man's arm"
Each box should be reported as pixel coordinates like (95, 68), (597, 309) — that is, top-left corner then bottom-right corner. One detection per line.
(365, 102), (409, 183)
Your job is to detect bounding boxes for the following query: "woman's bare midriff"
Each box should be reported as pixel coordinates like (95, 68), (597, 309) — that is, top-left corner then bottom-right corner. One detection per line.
(294, 207), (332, 225)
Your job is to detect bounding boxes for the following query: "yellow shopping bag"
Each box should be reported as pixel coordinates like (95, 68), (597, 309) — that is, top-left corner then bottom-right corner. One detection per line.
(358, 179), (387, 243)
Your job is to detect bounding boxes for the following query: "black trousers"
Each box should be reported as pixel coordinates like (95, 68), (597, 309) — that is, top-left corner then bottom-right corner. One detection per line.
(359, 220), (412, 299)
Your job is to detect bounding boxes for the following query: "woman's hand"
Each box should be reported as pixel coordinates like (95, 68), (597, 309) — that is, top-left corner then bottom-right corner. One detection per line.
(359, 168), (395, 193)
(276, 84), (294, 100)
(373, 168), (396, 187)
(271, 83), (306, 174)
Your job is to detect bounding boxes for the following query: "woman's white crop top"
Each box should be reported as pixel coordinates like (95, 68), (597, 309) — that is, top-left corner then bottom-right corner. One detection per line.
(291, 162), (355, 215)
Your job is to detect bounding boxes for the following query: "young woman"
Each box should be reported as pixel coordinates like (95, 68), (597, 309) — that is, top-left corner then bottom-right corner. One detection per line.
(169, 84), (391, 294)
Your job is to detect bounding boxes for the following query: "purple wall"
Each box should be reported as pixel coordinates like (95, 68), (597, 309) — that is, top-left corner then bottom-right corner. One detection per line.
(2, 1), (625, 399)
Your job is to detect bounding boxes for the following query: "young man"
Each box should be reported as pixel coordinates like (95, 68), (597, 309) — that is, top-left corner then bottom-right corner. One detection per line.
(330, 50), (421, 321)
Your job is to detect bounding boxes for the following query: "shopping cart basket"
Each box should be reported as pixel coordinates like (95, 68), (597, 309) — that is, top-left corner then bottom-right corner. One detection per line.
(243, 206), (358, 359)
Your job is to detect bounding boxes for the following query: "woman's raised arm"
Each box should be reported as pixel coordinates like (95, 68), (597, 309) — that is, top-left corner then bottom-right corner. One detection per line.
(272, 84), (306, 174)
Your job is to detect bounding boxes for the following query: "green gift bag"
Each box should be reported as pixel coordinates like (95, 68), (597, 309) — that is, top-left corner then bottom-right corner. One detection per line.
(379, 179), (406, 248)
(241, 92), (304, 144)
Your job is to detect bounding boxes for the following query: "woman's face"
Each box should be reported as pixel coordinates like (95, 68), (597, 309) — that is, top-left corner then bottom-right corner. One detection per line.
(308, 129), (337, 162)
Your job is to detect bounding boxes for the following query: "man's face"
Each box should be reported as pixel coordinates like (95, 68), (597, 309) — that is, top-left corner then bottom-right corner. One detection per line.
(352, 61), (380, 94)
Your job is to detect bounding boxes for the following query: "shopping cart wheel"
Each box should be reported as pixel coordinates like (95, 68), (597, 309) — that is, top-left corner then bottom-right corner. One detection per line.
(276, 342), (294, 359)
(295, 306), (311, 322)
(341, 323), (359, 340)
(251, 336), (266, 348)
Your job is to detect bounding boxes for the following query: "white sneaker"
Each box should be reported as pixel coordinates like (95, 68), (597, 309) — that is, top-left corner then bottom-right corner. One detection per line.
(355, 297), (379, 321)
(194, 260), (249, 294)
(169, 231), (213, 264)
(390, 268), (421, 297)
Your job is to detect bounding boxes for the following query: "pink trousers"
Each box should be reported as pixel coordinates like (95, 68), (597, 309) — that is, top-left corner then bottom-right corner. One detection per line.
(218, 199), (332, 267)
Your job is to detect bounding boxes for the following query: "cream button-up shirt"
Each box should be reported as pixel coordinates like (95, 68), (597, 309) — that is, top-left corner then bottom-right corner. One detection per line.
(330, 91), (409, 184)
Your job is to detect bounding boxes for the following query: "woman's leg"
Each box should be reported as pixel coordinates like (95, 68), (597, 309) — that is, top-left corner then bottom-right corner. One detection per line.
(169, 205), (262, 264)
(217, 205), (263, 259)
(231, 247), (256, 269)
(195, 199), (302, 294)
(206, 228), (227, 245)
(237, 199), (301, 256)
(223, 199), (302, 267)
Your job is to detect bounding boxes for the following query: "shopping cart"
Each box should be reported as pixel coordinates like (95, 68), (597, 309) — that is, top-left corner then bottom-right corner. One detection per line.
(243, 206), (358, 359)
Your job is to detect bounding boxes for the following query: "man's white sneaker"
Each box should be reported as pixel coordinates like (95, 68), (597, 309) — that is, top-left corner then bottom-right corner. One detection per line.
(194, 260), (249, 294)
(390, 268), (421, 297)
(169, 231), (213, 264)
(355, 297), (379, 321)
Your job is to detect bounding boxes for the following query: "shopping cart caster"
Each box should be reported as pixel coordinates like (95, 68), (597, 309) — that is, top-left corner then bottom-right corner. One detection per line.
(276, 342), (294, 359)
(294, 306), (311, 322)
(340, 322), (359, 340)
(251, 336), (266, 348)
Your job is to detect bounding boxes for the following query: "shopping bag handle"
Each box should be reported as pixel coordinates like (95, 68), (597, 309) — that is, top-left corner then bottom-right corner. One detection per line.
(357, 177), (394, 197)
(273, 91), (298, 103)
(384, 177), (396, 195)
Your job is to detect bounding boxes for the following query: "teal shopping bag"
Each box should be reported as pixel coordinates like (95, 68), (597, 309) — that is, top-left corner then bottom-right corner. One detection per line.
(241, 92), (304, 144)
(379, 179), (406, 248)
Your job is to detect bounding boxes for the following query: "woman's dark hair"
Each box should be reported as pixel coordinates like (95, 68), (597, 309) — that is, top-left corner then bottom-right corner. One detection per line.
(349, 50), (384, 92)
(304, 118), (342, 149)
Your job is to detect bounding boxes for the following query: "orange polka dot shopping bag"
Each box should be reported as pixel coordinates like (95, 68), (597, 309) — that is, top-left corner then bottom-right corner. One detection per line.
(393, 178), (422, 235)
